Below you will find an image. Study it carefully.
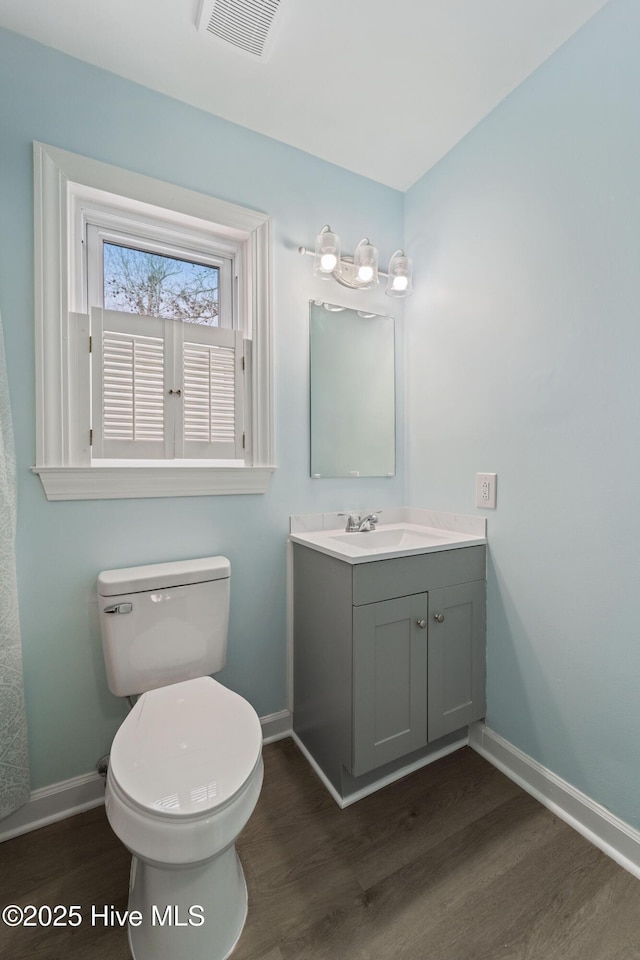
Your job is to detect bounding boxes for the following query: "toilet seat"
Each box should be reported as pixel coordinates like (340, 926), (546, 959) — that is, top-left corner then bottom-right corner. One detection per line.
(109, 676), (262, 819)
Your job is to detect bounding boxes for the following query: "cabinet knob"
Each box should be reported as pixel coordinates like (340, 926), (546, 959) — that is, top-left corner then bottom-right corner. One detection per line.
(416, 619), (426, 629)
(433, 613), (445, 623)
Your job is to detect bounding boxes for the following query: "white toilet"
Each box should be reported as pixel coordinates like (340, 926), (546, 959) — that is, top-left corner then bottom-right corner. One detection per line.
(97, 556), (263, 960)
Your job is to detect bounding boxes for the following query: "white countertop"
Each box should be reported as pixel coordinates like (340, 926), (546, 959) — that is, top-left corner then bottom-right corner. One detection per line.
(289, 514), (487, 565)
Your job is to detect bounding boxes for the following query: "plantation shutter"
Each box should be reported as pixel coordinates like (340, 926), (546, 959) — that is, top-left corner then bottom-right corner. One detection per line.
(91, 308), (172, 459)
(178, 325), (244, 460)
(91, 308), (244, 461)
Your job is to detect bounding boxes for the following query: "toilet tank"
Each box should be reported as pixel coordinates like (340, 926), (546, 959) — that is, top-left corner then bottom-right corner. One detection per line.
(97, 557), (230, 697)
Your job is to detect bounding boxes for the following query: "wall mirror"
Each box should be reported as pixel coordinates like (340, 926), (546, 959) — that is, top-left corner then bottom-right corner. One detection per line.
(310, 300), (395, 478)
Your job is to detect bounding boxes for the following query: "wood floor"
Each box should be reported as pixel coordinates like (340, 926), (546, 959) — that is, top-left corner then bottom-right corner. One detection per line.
(0, 740), (638, 960)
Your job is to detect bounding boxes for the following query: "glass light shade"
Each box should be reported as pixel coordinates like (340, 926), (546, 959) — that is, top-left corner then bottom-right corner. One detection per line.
(353, 239), (379, 288)
(313, 226), (341, 278)
(385, 250), (413, 297)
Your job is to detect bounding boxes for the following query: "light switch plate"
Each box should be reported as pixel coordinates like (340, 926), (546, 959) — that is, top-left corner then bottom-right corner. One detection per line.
(476, 472), (497, 509)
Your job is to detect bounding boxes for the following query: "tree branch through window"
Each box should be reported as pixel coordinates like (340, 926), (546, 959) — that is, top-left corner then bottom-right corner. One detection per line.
(103, 243), (220, 325)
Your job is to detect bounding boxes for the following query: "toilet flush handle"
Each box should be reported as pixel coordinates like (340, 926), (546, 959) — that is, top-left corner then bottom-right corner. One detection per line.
(104, 603), (133, 615)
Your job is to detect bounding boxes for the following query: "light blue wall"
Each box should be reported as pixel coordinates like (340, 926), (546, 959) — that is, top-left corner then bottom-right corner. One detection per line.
(6, 0), (638, 828)
(0, 28), (405, 790)
(405, 0), (640, 827)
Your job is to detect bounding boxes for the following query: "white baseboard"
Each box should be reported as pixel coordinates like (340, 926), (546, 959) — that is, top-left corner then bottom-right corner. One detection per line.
(469, 722), (640, 880)
(0, 772), (105, 843)
(292, 731), (468, 809)
(291, 733), (345, 807)
(0, 709), (293, 843)
(260, 709), (292, 744)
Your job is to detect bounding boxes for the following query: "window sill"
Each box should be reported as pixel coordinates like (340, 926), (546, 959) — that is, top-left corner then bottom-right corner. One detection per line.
(32, 464), (276, 501)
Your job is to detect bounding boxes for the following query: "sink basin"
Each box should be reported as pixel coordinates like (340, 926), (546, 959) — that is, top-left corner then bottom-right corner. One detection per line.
(331, 528), (450, 549)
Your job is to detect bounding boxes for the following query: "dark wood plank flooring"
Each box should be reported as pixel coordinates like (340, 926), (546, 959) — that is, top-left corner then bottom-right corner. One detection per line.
(0, 740), (638, 960)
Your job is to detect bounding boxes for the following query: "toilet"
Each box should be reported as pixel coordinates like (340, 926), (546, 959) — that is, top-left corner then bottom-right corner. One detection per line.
(97, 557), (263, 960)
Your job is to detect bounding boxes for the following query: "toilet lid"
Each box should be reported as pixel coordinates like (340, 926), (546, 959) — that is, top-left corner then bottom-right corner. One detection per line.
(109, 676), (262, 818)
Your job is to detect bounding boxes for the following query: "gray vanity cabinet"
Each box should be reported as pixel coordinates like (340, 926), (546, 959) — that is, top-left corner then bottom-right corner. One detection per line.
(427, 580), (487, 741)
(352, 593), (429, 775)
(293, 543), (486, 795)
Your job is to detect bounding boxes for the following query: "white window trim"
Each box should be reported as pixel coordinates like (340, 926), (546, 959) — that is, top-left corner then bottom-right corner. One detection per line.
(32, 142), (275, 500)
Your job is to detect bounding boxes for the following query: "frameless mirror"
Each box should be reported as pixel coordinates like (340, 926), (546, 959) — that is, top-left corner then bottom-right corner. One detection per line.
(310, 300), (395, 478)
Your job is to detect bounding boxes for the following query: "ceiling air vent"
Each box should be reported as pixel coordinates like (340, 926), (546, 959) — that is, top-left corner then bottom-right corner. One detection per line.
(196, 0), (286, 59)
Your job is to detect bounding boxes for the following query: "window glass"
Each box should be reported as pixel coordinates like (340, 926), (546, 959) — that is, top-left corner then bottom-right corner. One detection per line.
(102, 242), (221, 326)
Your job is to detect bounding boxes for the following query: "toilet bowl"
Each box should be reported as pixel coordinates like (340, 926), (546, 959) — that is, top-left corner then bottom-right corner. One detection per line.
(105, 676), (263, 960)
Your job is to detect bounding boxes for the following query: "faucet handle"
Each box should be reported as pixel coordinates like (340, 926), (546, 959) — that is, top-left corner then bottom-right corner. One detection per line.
(338, 511), (361, 532)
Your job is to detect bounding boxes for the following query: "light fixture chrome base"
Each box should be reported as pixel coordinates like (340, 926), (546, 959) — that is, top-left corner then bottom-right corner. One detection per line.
(329, 257), (370, 289)
(298, 247), (384, 288)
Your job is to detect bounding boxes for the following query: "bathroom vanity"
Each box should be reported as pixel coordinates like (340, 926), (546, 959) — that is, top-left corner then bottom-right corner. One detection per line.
(290, 512), (487, 804)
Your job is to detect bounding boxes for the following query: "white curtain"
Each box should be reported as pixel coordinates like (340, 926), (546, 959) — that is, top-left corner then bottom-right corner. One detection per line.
(0, 309), (30, 818)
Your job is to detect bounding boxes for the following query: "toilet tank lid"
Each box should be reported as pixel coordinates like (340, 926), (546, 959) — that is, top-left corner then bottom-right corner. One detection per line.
(97, 556), (230, 597)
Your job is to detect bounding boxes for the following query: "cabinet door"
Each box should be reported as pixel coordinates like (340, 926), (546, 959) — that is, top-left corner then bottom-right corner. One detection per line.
(428, 580), (486, 742)
(352, 593), (428, 776)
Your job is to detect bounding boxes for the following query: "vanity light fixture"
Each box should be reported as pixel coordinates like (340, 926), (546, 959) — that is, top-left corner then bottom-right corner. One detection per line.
(300, 225), (413, 297)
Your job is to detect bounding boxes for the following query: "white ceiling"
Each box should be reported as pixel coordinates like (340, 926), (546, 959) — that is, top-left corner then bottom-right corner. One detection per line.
(0, 0), (610, 190)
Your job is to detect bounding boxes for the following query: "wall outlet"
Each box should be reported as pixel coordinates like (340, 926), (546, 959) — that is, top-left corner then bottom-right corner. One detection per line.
(476, 472), (497, 509)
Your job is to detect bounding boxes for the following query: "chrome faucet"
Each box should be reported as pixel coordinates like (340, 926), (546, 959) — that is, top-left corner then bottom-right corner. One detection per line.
(338, 511), (381, 533)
